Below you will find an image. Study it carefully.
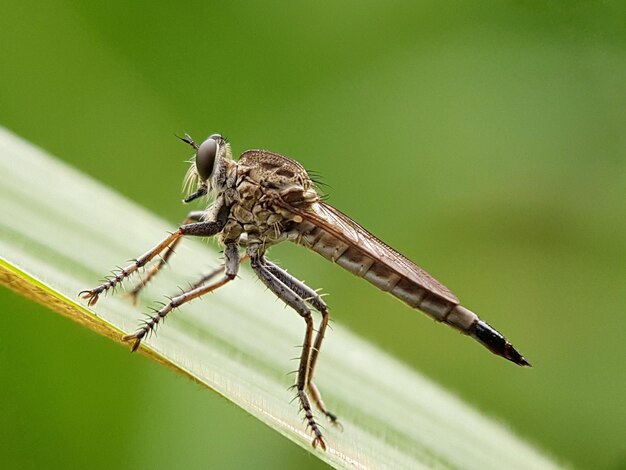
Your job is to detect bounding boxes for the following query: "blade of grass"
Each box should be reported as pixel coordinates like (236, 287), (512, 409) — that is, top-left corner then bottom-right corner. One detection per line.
(0, 127), (560, 469)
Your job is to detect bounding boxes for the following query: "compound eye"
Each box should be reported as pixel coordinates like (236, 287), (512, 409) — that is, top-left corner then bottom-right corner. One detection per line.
(195, 137), (218, 180)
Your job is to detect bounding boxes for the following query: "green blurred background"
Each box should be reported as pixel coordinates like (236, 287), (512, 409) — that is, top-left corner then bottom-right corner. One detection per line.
(1, 1), (625, 469)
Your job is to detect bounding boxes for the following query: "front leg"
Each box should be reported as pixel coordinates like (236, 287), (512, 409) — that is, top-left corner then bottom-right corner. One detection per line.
(126, 211), (205, 304)
(79, 220), (225, 306)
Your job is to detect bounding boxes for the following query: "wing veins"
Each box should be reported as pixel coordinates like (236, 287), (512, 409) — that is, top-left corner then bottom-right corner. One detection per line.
(276, 199), (459, 303)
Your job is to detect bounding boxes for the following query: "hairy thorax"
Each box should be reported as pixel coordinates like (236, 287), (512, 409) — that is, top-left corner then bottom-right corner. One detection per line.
(218, 150), (319, 247)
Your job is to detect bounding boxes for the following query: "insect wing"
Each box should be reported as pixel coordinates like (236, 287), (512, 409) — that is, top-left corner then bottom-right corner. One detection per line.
(280, 199), (459, 304)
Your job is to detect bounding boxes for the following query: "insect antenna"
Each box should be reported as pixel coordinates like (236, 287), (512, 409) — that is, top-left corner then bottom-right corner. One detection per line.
(175, 133), (199, 150)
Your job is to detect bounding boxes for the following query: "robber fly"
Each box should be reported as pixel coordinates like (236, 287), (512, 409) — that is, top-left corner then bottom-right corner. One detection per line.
(81, 133), (530, 450)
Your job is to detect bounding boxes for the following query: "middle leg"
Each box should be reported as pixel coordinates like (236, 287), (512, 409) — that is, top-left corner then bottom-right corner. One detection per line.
(185, 254), (250, 292)
(123, 243), (240, 351)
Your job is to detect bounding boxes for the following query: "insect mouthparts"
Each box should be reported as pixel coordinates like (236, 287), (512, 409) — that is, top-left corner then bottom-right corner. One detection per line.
(183, 185), (208, 203)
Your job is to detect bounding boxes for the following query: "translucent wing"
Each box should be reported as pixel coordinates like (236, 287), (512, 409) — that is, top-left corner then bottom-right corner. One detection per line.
(278, 199), (459, 304)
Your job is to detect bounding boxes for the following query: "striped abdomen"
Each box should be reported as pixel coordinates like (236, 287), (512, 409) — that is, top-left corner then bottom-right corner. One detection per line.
(295, 214), (530, 367)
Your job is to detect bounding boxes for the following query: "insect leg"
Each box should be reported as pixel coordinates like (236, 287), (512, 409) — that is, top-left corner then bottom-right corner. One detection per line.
(249, 254), (326, 451)
(123, 243), (240, 352)
(264, 261), (339, 426)
(185, 254), (250, 292)
(126, 211), (205, 304)
(79, 219), (225, 306)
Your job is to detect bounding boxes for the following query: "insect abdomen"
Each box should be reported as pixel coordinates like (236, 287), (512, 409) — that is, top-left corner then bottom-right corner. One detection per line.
(298, 225), (530, 366)
(299, 226), (470, 325)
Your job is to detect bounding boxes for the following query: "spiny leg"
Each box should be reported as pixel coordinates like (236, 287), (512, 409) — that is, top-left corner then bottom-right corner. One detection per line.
(250, 254), (326, 451)
(264, 261), (339, 426)
(126, 211), (205, 304)
(130, 249), (241, 350)
(79, 219), (225, 306)
(123, 243), (240, 352)
(186, 254), (250, 292)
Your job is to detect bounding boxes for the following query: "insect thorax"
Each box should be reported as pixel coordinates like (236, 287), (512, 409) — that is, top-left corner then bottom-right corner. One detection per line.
(218, 150), (319, 247)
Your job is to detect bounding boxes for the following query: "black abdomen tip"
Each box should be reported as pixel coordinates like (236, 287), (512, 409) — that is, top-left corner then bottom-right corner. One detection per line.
(470, 320), (532, 367)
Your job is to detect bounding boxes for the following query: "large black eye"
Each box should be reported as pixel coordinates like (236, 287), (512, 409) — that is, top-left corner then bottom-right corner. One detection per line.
(195, 137), (218, 180)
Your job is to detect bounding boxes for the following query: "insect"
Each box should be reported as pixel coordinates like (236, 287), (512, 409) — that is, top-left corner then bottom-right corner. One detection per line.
(80, 133), (530, 450)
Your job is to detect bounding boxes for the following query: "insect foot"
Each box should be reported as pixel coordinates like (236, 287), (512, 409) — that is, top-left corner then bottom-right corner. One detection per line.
(78, 288), (104, 307)
(79, 267), (132, 306)
(121, 331), (144, 352)
(326, 413), (343, 431)
(312, 435), (327, 451)
(299, 390), (327, 451)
